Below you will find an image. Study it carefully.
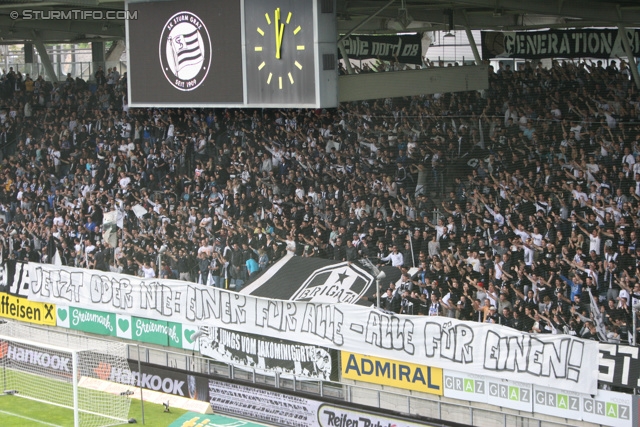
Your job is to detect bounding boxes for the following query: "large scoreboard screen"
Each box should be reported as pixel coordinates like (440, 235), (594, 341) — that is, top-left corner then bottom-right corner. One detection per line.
(126, 0), (338, 108)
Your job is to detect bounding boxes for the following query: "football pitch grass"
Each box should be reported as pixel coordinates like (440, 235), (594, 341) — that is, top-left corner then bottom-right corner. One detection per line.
(0, 367), (189, 426)
(0, 395), (189, 427)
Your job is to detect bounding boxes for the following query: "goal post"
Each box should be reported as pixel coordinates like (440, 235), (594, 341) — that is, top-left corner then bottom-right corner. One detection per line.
(0, 322), (131, 427)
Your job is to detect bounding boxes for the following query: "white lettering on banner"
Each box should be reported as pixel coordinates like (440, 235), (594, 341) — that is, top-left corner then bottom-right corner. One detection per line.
(493, 29), (640, 59)
(72, 308), (113, 332)
(110, 367), (184, 396)
(598, 343), (640, 388)
(342, 37), (370, 56)
(5, 345), (70, 372)
(340, 35), (421, 63)
(24, 263), (599, 394)
(134, 319), (179, 343)
(1, 261), (31, 297)
(370, 40), (403, 56)
(216, 328), (325, 362)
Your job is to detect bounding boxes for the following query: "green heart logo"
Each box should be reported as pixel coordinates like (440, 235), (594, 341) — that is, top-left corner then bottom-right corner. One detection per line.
(57, 308), (67, 322)
(118, 319), (130, 333)
(185, 329), (196, 343)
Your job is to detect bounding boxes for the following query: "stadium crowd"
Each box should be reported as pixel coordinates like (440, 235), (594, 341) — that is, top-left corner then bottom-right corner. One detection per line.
(0, 59), (638, 346)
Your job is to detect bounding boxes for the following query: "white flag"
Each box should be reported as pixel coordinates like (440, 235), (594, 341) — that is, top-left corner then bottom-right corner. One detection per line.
(116, 208), (125, 229)
(53, 249), (63, 267)
(588, 288), (607, 342)
(132, 204), (148, 219)
(102, 210), (119, 247)
(102, 210), (117, 225)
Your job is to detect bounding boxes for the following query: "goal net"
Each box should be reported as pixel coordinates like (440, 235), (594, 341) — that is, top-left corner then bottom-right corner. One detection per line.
(0, 321), (131, 427)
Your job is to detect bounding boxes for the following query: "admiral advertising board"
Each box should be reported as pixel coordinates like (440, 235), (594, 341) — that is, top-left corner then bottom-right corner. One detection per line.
(341, 351), (443, 396)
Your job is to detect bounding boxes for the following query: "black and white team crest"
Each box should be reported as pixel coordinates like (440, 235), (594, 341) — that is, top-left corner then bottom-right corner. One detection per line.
(290, 262), (374, 304)
(159, 11), (211, 91)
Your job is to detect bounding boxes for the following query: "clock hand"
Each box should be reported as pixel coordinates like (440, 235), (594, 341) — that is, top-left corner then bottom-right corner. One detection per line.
(275, 8), (285, 59)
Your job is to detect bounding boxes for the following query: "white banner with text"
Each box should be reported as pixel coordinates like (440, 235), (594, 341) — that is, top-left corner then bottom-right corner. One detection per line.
(24, 263), (599, 394)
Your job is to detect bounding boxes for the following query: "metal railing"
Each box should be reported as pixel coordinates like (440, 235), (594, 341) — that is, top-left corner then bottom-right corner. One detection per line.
(126, 342), (595, 427)
(10, 321), (600, 427)
(8, 61), (127, 82)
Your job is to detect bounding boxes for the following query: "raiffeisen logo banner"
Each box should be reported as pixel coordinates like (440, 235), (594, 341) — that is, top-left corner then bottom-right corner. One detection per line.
(0, 294), (56, 326)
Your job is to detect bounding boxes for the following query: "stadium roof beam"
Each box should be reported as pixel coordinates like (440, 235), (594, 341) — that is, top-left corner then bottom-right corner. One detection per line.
(32, 34), (59, 82)
(338, 0), (397, 43)
(431, 0), (640, 27)
(461, 10), (481, 65)
(0, 15), (125, 38)
(618, 25), (640, 90)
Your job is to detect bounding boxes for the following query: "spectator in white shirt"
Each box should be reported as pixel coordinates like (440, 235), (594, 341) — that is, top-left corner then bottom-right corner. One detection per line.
(379, 245), (404, 268)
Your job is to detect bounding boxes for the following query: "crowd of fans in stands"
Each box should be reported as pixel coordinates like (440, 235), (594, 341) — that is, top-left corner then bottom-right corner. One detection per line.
(0, 58), (638, 345)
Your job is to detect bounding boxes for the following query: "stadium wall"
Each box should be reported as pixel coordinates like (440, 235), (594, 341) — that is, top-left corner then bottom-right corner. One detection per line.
(1, 261), (639, 426)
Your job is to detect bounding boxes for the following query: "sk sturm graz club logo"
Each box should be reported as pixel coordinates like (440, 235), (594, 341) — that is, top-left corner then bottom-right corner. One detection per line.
(290, 262), (373, 304)
(159, 11), (211, 91)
